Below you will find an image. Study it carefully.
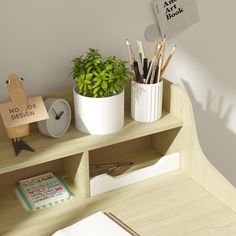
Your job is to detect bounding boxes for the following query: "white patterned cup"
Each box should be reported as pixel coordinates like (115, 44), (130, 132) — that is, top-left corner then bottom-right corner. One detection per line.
(131, 80), (163, 122)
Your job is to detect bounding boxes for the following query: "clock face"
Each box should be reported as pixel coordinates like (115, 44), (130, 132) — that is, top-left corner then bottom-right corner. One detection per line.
(47, 100), (71, 137)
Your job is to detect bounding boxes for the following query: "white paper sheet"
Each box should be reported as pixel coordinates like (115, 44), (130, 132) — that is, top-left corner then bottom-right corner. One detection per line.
(52, 212), (133, 236)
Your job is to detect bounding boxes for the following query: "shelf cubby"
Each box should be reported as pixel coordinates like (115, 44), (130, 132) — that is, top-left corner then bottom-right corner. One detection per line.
(89, 136), (158, 177)
(0, 152), (89, 199)
(89, 132), (180, 196)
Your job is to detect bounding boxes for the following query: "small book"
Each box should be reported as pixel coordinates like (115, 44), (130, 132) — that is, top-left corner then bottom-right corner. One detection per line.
(152, 0), (199, 38)
(52, 211), (140, 236)
(16, 172), (73, 211)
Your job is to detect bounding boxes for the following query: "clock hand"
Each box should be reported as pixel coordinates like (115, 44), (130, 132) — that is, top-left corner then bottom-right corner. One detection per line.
(57, 111), (65, 119)
(52, 108), (59, 119)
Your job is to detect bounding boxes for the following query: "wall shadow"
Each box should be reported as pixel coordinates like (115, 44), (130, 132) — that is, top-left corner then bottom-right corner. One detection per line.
(180, 78), (236, 186)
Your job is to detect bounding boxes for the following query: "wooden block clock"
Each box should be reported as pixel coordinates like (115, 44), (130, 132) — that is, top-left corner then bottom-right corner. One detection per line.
(0, 74), (49, 156)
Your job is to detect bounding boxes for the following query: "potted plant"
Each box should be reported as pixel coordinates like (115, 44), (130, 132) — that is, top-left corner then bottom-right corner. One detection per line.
(71, 48), (132, 135)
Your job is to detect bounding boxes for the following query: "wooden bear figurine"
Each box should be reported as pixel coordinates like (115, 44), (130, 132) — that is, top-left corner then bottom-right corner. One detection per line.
(5, 74), (35, 156)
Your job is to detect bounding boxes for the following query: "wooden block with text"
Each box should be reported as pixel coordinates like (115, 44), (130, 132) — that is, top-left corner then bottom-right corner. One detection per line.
(0, 96), (49, 129)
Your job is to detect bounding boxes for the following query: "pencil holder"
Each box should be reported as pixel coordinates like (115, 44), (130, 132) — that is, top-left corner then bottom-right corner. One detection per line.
(131, 80), (163, 122)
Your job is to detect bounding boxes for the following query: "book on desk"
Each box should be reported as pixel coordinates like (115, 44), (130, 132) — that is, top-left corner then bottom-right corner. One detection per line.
(16, 172), (73, 211)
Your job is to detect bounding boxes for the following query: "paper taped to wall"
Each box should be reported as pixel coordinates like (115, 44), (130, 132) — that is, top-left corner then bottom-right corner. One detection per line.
(152, 0), (199, 38)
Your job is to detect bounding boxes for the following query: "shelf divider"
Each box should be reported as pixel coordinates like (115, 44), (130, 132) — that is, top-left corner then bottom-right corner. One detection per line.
(63, 151), (90, 199)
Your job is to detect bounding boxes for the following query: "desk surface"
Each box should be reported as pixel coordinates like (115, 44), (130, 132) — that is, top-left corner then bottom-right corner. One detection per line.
(1, 170), (236, 236)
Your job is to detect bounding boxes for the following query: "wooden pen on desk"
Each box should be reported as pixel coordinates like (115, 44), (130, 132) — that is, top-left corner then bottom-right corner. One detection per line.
(104, 212), (141, 236)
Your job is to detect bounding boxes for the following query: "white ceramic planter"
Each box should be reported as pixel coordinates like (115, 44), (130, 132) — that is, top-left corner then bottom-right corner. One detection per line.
(131, 80), (163, 122)
(73, 87), (124, 135)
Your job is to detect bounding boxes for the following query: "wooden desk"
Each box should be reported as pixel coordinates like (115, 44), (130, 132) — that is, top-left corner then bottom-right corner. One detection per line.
(1, 79), (236, 235)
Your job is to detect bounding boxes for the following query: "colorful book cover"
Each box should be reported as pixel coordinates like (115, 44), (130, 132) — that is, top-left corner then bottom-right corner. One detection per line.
(16, 172), (73, 212)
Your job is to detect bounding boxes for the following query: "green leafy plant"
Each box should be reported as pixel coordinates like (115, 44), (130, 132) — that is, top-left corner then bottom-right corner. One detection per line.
(71, 48), (133, 98)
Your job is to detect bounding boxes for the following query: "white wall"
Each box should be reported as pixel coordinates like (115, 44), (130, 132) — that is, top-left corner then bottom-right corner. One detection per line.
(1, 1), (236, 185)
(165, 0), (236, 185)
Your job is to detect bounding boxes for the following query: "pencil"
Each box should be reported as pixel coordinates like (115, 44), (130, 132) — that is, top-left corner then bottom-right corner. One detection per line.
(152, 40), (158, 57)
(126, 39), (135, 67)
(160, 36), (166, 71)
(147, 41), (162, 83)
(136, 40), (143, 64)
(136, 40), (146, 62)
(161, 45), (176, 77)
(145, 54), (157, 84)
(156, 41), (162, 58)
(157, 55), (163, 83)
(139, 40), (146, 59)
(150, 55), (159, 84)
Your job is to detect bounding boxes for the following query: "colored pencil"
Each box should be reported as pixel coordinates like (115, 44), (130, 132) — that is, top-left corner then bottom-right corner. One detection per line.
(126, 39), (135, 67)
(161, 45), (176, 77)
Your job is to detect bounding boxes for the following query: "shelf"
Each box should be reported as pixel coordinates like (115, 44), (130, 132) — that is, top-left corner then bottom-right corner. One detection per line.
(0, 110), (182, 174)
(1, 170), (236, 236)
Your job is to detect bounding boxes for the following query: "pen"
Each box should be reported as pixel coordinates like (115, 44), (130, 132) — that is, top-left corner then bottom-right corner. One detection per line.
(105, 212), (141, 236)
(133, 61), (142, 83)
(143, 58), (148, 79)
